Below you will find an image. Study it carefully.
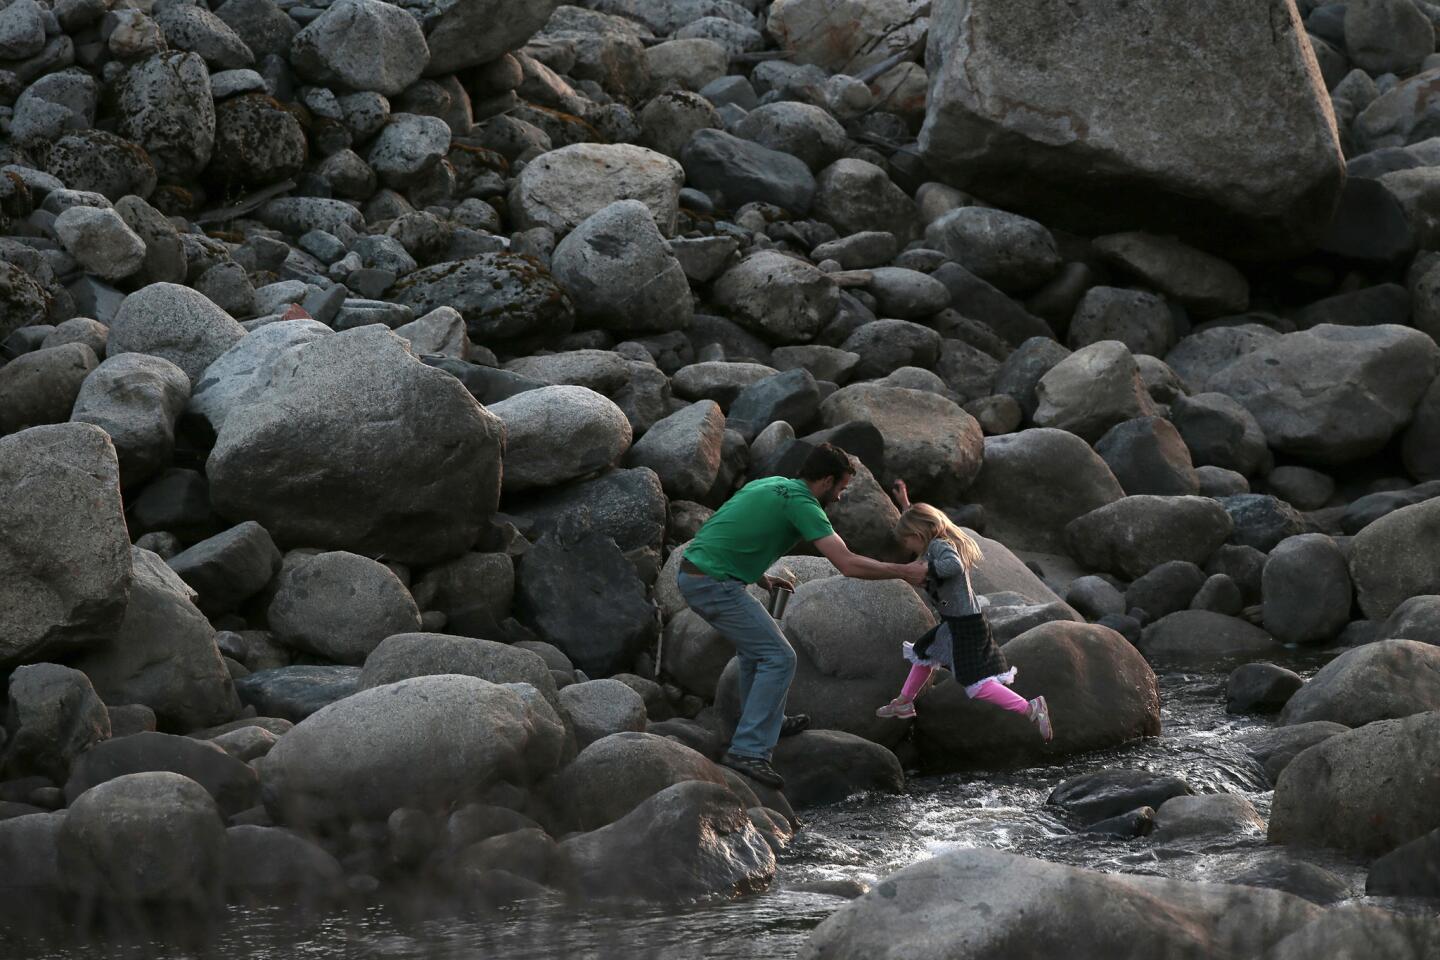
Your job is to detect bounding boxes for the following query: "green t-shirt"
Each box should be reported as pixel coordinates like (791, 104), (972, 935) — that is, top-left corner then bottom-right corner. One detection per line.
(684, 476), (836, 584)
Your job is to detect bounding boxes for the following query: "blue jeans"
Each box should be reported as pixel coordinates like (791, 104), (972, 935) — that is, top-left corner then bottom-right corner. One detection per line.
(676, 570), (796, 761)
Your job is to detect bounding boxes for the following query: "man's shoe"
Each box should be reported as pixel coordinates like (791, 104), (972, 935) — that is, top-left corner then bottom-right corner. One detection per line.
(780, 714), (810, 737)
(720, 751), (785, 789)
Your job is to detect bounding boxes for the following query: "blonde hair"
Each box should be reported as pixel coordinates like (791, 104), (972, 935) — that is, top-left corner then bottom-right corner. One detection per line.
(894, 503), (983, 568)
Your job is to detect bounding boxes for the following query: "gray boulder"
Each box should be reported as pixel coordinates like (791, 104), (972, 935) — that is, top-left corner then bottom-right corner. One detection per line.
(557, 781), (775, 903)
(559, 679), (647, 749)
(1169, 391), (1268, 475)
(1380, 595), (1440, 645)
(625, 400), (725, 499)
(259, 675), (566, 825)
(1139, 610), (1282, 660)
(223, 824), (344, 902)
(0, 424), (131, 668)
(233, 666), (359, 722)
(1034, 340), (1158, 442)
(1067, 287), (1176, 357)
(1153, 793), (1265, 842)
(1095, 417), (1199, 497)
(1066, 496), (1232, 580)
(64, 732), (259, 818)
(2, 664), (110, 783)
(358, 633), (558, 707)
(1344, 0), (1434, 76)
(108, 283), (245, 386)
(680, 128), (815, 213)
(918, 0), (1344, 258)
(207, 326), (504, 565)
(53, 206), (146, 282)
(550, 200), (692, 335)
(713, 251), (840, 344)
(1270, 711), (1440, 856)
(545, 732), (731, 833)
(733, 101), (849, 173)
(1164, 324), (1278, 394)
(70, 353), (190, 488)
(924, 206), (1060, 293)
(1349, 496), (1440, 620)
(1262, 534), (1351, 644)
(0, 343), (99, 435)
(188, 318), (332, 433)
(1280, 640), (1440, 728)
(488, 385), (632, 493)
(1207, 324), (1440, 464)
(508, 143), (684, 236)
(765, 0), (926, 75)
(289, 0), (428, 97)
(1227, 662), (1304, 714)
(366, 113), (450, 188)
(153, 3), (254, 69)
(71, 548), (241, 729)
(1093, 232), (1249, 318)
(59, 772), (225, 903)
(1241, 721), (1349, 784)
(166, 522), (281, 615)
(812, 160), (919, 243)
(424, 0), (559, 74)
(267, 552), (421, 665)
(509, 468), (666, 558)
(115, 52), (216, 182)
(770, 730), (904, 809)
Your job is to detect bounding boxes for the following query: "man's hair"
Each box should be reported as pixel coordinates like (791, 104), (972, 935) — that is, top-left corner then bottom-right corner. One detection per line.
(798, 442), (856, 483)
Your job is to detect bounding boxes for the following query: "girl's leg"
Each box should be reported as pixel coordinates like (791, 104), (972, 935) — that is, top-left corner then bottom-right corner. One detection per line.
(970, 678), (1031, 715)
(900, 664), (933, 702)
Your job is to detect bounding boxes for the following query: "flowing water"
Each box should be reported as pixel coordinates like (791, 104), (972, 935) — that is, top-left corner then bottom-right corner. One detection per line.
(22, 654), (1410, 960)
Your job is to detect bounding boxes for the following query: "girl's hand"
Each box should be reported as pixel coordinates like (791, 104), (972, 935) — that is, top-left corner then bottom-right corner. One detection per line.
(890, 479), (911, 510)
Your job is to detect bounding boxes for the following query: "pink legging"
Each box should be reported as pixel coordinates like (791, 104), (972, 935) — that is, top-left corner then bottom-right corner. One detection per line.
(900, 665), (1030, 714)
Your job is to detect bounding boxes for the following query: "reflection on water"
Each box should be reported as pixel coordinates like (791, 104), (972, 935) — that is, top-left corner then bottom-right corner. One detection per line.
(18, 657), (1420, 960)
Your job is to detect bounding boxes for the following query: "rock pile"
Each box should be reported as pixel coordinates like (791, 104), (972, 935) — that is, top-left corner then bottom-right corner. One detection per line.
(1, 0), (1439, 943)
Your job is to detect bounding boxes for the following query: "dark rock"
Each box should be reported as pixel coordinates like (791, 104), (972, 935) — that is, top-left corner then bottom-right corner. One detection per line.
(1226, 662), (1304, 714)
(1280, 640), (1440, 728)
(680, 128), (815, 213)
(1261, 533), (1352, 644)
(1124, 561), (1207, 621)
(1047, 769), (1193, 825)
(166, 522), (281, 616)
(1169, 392), (1268, 476)
(1367, 828), (1440, 898)
(1219, 494), (1308, 552)
(233, 666), (360, 722)
(1095, 417), (1199, 496)
(770, 730), (904, 809)
(1139, 610), (1281, 661)
(1066, 495), (1232, 580)
(2, 664), (110, 783)
(223, 824), (344, 903)
(64, 732), (258, 818)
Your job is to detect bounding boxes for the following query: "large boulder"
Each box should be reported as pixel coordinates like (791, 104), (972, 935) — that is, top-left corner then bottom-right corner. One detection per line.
(0, 343), (100, 436)
(918, 0), (1344, 259)
(1066, 496), (1232, 579)
(70, 548), (241, 729)
(819, 383), (983, 503)
(1095, 417), (1198, 497)
(515, 527), (659, 677)
(389, 254), (576, 350)
(489, 385), (632, 493)
(1270, 710), (1440, 856)
(625, 400), (726, 500)
(107, 283), (246, 386)
(508, 143), (685, 236)
(423, 0), (558, 74)
(966, 429), (1124, 553)
(207, 326), (504, 565)
(187, 319), (333, 433)
(1092, 232), (1249, 318)
(557, 780), (775, 903)
(913, 621), (1159, 771)
(1138, 610), (1282, 661)
(509, 467), (667, 558)
(717, 577), (934, 748)
(266, 551), (422, 665)
(1261, 534), (1352, 645)
(550, 200), (692, 335)
(59, 772), (225, 903)
(559, 679), (647, 749)
(115, 52), (216, 183)
(70, 353), (190, 489)
(2, 664), (110, 783)
(801, 849), (1320, 960)
(209, 93), (308, 188)
(765, 0), (927, 75)
(258, 675), (566, 825)
(409, 552), (514, 638)
(1207, 324), (1440, 464)
(358, 633), (558, 706)
(545, 731), (731, 832)
(0, 424), (132, 668)
(63, 732), (259, 818)
(770, 730), (904, 809)
(680, 128), (816, 213)
(1280, 641), (1440, 729)
(712, 251), (840, 344)
(289, 0), (428, 96)
(1033, 340), (1157, 443)
(165, 522), (282, 615)
(1349, 497), (1440, 620)
(1169, 391), (1269, 476)
(1380, 595), (1440, 646)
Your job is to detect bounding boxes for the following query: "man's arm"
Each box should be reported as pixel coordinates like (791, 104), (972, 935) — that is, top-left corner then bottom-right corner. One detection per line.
(814, 534), (927, 586)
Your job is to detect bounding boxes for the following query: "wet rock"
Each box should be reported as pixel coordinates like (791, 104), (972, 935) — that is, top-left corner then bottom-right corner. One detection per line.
(1207, 324), (1440, 465)
(1139, 610), (1281, 660)
(557, 780), (774, 903)
(207, 326), (504, 565)
(967, 429), (1123, 553)
(0, 342), (98, 435)
(233, 666), (359, 722)
(1241, 721), (1348, 784)
(290, 0), (427, 97)
(1033, 340), (1158, 443)
(1261, 534), (1351, 644)
(115, 52), (216, 183)
(1227, 662), (1303, 714)
(391, 254), (575, 349)
(713, 251), (840, 344)
(1348, 496), (1440, 620)
(919, 0), (1344, 258)
(1047, 769), (1192, 825)
(260, 675), (564, 826)
(770, 731), (903, 809)
(680, 128), (815, 213)
(509, 142), (684, 236)
(2, 664), (110, 784)
(59, 772), (225, 903)
(267, 551), (421, 665)
(70, 353), (189, 489)
(1153, 793), (1265, 841)
(801, 849), (1320, 960)
(71, 547), (241, 729)
(547, 732), (729, 833)
(0, 424), (131, 668)
(550, 199), (692, 335)
(1066, 495), (1232, 580)
(1227, 853), (1351, 906)
(1280, 640), (1440, 728)
(1270, 711), (1440, 856)
(914, 621), (1160, 771)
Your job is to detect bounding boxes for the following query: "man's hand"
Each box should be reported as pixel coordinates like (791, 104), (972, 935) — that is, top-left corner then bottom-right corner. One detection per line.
(890, 479), (911, 511)
(758, 573), (795, 593)
(900, 559), (928, 587)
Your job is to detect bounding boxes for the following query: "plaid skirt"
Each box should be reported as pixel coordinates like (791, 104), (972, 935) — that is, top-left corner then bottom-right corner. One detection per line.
(903, 614), (1008, 687)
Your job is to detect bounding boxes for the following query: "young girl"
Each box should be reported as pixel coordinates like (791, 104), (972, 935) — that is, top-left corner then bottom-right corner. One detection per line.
(876, 483), (1053, 741)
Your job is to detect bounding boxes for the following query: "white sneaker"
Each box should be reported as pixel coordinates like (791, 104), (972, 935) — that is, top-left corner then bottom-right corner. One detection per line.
(876, 698), (917, 719)
(1029, 696), (1053, 742)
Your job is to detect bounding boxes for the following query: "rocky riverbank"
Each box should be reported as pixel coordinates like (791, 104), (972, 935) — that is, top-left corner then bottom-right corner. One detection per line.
(3, 0), (1440, 953)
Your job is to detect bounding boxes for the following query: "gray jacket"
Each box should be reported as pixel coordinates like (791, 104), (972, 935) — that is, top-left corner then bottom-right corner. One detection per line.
(924, 538), (981, 618)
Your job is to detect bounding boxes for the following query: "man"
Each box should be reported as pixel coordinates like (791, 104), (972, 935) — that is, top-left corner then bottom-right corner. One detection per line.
(676, 443), (928, 789)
